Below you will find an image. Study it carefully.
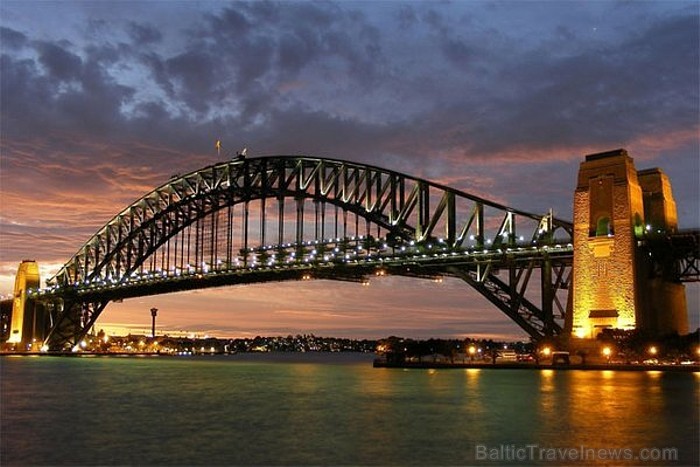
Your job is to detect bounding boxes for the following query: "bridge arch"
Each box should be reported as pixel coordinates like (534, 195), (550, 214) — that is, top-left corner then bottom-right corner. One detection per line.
(52, 156), (571, 286)
(37, 155), (572, 350)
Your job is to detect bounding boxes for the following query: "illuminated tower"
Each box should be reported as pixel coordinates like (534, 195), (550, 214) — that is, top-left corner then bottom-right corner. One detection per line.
(7, 260), (41, 348)
(571, 149), (687, 338)
(638, 168), (678, 234)
(636, 169), (688, 336)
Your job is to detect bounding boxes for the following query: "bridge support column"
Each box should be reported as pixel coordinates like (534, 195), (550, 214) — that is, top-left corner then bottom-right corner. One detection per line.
(571, 149), (687, 339)
(540, 255), (554, 337)
(6, 260), (47, 351)
(636, 169), (688, 336)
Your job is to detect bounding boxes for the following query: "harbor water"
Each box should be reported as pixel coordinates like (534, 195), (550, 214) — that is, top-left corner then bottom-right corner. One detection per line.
(1, 353), (698, 465)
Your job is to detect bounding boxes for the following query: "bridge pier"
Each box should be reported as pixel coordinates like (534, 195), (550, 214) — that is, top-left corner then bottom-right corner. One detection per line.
(4, 260), (47, 351)
(636, 168), (689, 336)
(571, 149), (688, 339)
(540, 255), (554, 338)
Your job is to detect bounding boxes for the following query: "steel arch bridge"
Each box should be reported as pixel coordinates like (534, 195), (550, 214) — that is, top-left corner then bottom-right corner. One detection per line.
(28, 155), (575, 350)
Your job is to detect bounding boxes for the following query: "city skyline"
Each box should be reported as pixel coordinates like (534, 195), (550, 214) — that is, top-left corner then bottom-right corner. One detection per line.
(1, 1), (698, 340)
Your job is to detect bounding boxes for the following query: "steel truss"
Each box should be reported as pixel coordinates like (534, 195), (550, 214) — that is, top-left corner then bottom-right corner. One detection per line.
(35, 156), (573, 350)
(644, 230), (700, 283)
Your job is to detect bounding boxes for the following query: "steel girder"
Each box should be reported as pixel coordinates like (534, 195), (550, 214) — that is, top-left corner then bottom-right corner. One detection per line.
(49, 156), (572, 287)
(447, 256), (570, 338)
(643, 230), (700, 282)
(37, 156), (573, 349)
(41, 298), (108, 351)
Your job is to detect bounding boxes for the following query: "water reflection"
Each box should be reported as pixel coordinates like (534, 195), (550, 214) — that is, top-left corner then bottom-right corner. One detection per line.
(532, 370), (698, 464)
(1, 357), (697, 466)
(464, 368), (481, 389)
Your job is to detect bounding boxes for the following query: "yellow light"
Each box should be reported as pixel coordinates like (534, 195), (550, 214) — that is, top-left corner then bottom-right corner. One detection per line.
(648, 346), (657, 356)
(541, 346), (551, 357)
(468, 345), (476, 355)
(574, 328), (587, 339)
(602, 346), (612, 357)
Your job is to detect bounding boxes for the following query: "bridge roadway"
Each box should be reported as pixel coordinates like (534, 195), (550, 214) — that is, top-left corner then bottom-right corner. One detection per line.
(18, 236), (574, 341)
(17, 229), (696, 306)
(27, 237), (575, 302)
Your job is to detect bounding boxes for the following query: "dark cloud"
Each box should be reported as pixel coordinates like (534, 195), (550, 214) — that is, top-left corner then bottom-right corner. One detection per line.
(278, 28), (322, 74)
(396, 5), (418, 29)
(2, 3), (696, 154)
(0, 26), (27, 49)
(128, 22), (162, 44)
(441, 37), (475, 68)
(208, 6), (253, 34)
(139, 51), (175, 99)
(1, 3), (696, 182)
(36, 41), (83, 81)
(1, 39), (135, 139)
(165, 49), (222, 113)
(436, 12), (700, 156)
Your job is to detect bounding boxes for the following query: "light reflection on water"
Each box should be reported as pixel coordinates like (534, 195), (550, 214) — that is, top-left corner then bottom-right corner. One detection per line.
(1, 354), (697, 466)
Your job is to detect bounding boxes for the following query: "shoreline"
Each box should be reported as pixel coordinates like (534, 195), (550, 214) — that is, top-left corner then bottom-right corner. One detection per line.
(2, 352), (698, 372)
(0, 351), (178, 357)
(373, 360), (700, 372)
(0, 350), (372, 358)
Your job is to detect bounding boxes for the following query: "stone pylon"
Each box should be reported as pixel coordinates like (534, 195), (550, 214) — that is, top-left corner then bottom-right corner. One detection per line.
(571, 149), (687, 339)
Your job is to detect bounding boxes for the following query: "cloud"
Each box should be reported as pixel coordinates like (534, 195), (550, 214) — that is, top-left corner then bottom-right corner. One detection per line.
(128, 22), (162, 45)
(3, 4), (696, 166)
(0, 26), (27, 49)
(36, 41), (83, 81)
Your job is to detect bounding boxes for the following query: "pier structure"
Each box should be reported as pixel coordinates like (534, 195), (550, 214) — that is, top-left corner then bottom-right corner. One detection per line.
(571, 149), (689, 339)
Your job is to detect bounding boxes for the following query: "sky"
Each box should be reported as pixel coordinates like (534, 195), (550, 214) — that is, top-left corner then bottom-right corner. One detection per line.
(0, 0), (698, 341)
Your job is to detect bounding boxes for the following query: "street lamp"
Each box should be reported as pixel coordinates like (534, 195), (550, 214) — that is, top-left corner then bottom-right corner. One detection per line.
(648, 346), (658, 356)
(602, 346), (612, 363)
(468, 345), (476, 361)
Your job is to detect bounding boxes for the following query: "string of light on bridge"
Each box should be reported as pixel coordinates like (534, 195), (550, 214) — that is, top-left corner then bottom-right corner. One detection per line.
(28, 234), (573, 298)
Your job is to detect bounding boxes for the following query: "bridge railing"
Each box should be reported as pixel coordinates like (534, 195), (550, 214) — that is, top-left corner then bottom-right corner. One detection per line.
(30, 234), (574, 299)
